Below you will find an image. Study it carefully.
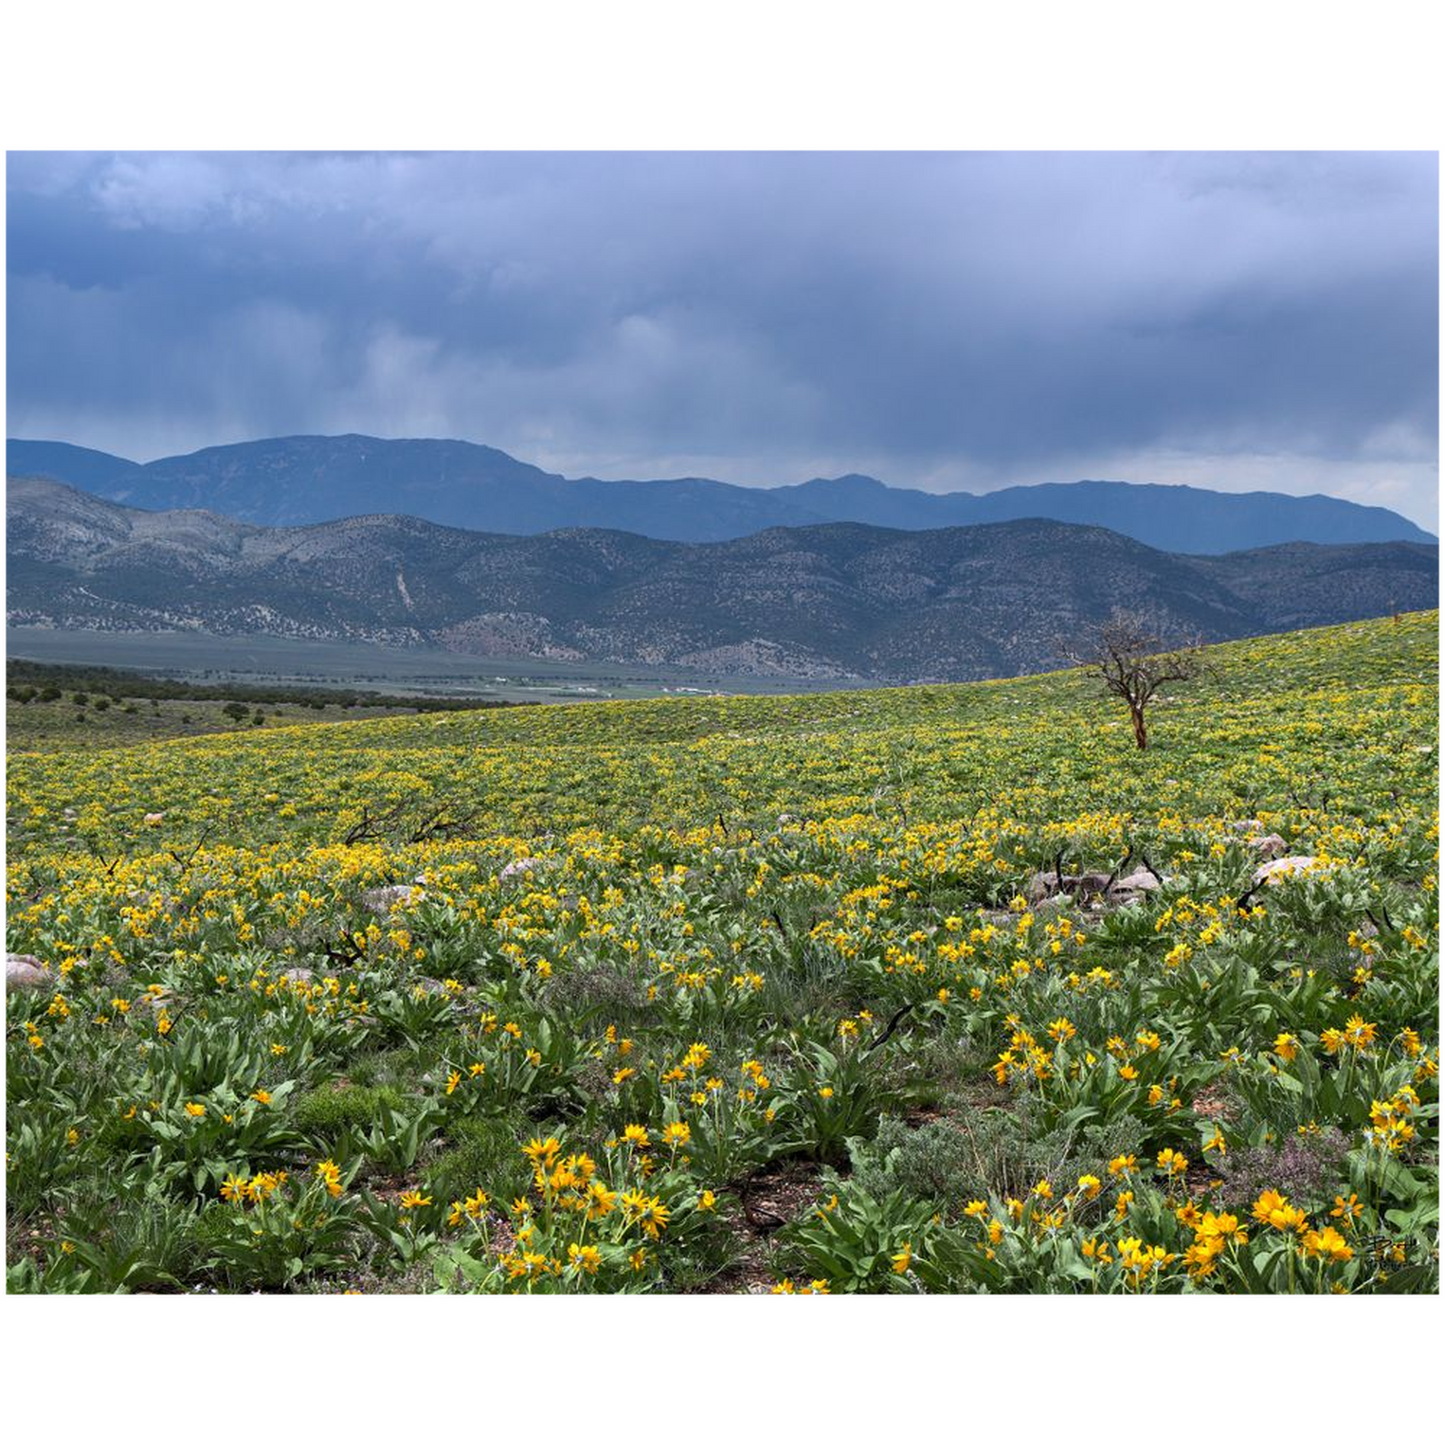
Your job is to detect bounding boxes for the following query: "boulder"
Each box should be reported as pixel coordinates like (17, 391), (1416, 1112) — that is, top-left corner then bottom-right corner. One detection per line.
(1252, 855), (1332, 886)
(1027, 870), (1112, 902)
(1229, 819), (1264, 834)
(1112, 868), (1164, 893)
(362, 884), (414, 915)
(498, 857), (542, 884)
(1025, 872), (1057, 902)
(7, 954), (51, 992)
(1248, 834), (1288, 859)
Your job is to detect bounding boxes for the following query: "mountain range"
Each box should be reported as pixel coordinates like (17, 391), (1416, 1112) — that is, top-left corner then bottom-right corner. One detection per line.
(8, 435), (1434, 554)
(9, 477), (1436, 683)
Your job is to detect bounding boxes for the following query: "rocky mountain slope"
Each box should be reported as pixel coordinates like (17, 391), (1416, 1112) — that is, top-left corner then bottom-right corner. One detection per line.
(8, 477), (1436, 682)
(9, 434), (1434, 553)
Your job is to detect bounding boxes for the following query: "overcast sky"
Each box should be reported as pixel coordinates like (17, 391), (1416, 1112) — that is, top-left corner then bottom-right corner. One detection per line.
(6, 150), (1438, 525)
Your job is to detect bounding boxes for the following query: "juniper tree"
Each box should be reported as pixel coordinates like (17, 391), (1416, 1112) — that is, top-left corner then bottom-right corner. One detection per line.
(1062, 609), (1208, 750)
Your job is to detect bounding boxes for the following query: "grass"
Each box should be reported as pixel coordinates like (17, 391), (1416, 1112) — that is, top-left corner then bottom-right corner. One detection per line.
(5, 692), (424, 752)
(5, 610), (1438, 1294)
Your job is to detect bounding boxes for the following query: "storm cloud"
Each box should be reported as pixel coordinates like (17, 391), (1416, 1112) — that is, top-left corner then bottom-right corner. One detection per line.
(6, 151), (1438, 525)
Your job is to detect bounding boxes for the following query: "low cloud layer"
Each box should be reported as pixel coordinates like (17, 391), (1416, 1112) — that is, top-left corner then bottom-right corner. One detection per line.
(6, 151), (1438, 525)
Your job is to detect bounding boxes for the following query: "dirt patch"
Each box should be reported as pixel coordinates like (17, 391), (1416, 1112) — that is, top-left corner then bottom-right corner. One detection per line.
(693, 1158), (827, 1294)
(1192, 1082), (1233, 1122)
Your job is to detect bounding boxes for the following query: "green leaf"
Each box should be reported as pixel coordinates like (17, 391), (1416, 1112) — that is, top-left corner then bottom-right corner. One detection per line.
(1377, 1264), (1433, 1293)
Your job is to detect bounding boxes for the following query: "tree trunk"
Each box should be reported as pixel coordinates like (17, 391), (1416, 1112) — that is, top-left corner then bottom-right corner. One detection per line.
(1130, 704), (1148, 750)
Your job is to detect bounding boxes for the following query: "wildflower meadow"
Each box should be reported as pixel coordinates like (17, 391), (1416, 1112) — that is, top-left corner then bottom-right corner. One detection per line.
(6, 611), (1438, 1293)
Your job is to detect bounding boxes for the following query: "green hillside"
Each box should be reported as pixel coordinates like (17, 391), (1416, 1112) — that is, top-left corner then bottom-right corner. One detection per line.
(6, 612), (1438, 1294)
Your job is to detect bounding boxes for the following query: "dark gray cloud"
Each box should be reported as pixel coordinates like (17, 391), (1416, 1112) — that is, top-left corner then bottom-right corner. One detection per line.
(6, 151), (1438, 524)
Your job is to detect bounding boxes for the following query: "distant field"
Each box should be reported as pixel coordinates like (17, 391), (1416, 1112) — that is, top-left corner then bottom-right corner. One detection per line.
(4, 691), (431, 752)
(5, 656), (517, 752)
(5, 627), (867, 703)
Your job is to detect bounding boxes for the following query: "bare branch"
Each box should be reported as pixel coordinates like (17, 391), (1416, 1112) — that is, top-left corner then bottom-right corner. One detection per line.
(1060, 608), (1210, 750)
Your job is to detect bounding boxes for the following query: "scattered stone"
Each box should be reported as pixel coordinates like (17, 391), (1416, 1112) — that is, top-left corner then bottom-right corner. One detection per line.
(362, 884), (414, 915)
(7, 954), (51, 991)
(1112, 868), (1164, 893)
(1229, 819), (1264, 834)
(1252, 855), (1332, 886)
(280, 967), (314, 985)
(1028, 870), (1112, 902)
(412, 977), (450, 997)
(498, 857), (542, 884)
(144, 813), (165, 826)
(1248, 834), (1288, 858)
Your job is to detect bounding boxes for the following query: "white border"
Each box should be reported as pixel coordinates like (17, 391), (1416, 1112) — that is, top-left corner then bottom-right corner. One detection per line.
(3, 1), (1442, 1437)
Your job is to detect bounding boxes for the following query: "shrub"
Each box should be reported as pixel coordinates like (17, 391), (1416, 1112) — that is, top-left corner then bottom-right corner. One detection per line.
(846, 1102), (1139, 1215)
(293, 1083), (410, 1137)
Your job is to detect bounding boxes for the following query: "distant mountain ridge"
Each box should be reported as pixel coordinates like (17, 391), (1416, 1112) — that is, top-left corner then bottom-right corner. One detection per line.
(8, 434), (1434, 554)
(8, 477), (1436, 683)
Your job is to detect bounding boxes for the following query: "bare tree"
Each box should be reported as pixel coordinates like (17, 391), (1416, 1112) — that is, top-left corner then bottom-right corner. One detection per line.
(1061, 609), (1208, 750)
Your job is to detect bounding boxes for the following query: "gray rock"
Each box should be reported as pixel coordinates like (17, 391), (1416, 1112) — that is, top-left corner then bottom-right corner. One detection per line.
(1028, 870), (1112, 902)
(1253, 855), (1332, 886)
(7, 954), (51, 992)
(280, 967), (314, 984)
(362, 884), (415, 915)
(1248, 834), (1288, 858)
(1229, 819), (1264, 834)
(498, 857), (542, 884)
(1112, 868), (1163, 893)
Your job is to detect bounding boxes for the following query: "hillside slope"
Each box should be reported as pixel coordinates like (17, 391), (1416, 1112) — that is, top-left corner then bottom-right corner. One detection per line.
(9, 477), (1437, 681)
(9, 478), (1437, 682)
(5, 612), (1437, 1296)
